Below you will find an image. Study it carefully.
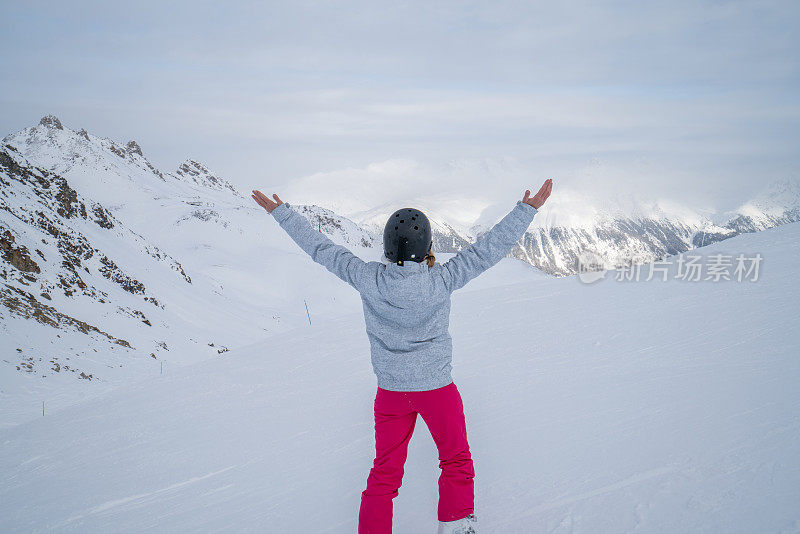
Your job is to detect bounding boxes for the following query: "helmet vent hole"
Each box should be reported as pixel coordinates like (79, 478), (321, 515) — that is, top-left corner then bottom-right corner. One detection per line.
(394, 226), (398, 230)
(411, 216), (415, 220)
(414, 225), (418, 230)
(395, 214), (399, 217)
(400, 220), (404, 223)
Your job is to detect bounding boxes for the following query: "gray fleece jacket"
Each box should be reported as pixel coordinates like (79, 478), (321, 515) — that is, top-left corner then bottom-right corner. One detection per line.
(270, 200), (538, 391)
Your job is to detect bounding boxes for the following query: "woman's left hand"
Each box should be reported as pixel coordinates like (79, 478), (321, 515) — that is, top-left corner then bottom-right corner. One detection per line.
(252, 190), (283, 213)
(522, 179), (553, 209)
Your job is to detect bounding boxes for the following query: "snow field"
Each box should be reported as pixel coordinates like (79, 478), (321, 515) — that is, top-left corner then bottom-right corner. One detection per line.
(1, 222), (798, 533)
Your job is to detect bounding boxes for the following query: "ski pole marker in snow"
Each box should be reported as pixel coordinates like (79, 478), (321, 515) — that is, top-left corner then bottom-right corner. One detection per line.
(304, 299), (311, 325)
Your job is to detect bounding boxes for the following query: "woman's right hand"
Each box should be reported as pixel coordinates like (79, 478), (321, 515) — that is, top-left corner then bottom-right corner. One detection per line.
(522, 179), (553, 209)
(252, 190), (283, 213)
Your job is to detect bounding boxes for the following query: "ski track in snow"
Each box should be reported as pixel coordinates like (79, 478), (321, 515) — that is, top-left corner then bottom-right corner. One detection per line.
(526, 466), (676, 516)
(60, 465), (237, 524)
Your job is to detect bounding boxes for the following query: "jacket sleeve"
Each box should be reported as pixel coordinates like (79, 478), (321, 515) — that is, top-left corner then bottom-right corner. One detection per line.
(270, 202), (368, 292)
(440, 200), (537, 292)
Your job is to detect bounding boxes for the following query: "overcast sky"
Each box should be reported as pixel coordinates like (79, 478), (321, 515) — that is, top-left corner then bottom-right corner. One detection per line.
(1, 0), (798, 214)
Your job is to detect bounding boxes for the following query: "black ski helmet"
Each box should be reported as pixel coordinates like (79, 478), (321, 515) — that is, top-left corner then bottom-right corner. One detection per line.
(383, 207), (432, 265)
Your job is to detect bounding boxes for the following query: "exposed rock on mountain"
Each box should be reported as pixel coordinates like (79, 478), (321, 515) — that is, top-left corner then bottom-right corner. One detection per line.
(0, 142), (199, 384)
(175, 159), (240, 196)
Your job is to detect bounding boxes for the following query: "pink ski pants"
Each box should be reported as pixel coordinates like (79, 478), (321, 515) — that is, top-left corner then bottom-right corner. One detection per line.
(358, 381), (475, 533)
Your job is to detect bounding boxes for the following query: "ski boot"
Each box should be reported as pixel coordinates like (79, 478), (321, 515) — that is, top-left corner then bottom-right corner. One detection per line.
(437, 513), (477, 534)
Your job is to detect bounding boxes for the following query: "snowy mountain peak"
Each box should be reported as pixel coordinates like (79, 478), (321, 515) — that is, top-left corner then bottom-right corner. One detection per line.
(174, 159), (240, 196)
(38, 114), (63, 130)
(126, 140), (143, 157)
(713, 177), (800, 236)
(747, 177), (800, 214)
(1, 117), (247, 206)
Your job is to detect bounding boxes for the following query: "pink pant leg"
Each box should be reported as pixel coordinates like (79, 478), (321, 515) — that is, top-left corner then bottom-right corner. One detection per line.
(359, 388), (417, 534)
(414, 382), (475, 522)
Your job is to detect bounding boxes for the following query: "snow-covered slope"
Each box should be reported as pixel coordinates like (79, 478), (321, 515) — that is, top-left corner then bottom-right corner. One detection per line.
(0, 117), (385, 427)
(1, 219), (797, 533)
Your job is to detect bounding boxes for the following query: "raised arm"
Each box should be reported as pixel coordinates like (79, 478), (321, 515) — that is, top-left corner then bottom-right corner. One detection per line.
(440, 180), (552, 292)
(252, 191), (368, 292)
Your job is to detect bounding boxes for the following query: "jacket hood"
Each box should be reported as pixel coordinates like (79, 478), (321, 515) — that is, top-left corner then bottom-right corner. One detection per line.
(376, 254), (434, 308)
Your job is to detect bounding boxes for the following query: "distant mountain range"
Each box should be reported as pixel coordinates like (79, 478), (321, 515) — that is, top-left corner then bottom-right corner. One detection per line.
(285, 182), (800, 276)
(304, 186), (800, 277)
